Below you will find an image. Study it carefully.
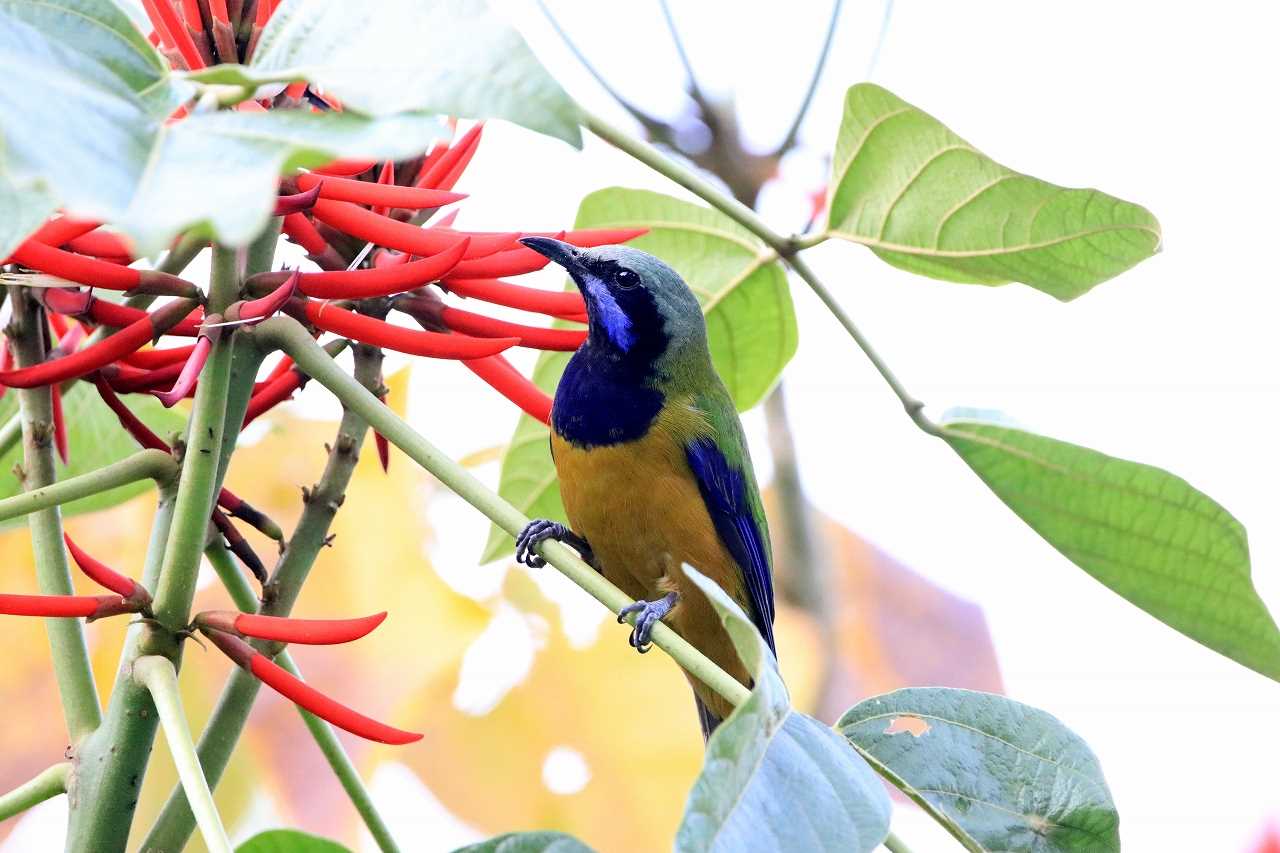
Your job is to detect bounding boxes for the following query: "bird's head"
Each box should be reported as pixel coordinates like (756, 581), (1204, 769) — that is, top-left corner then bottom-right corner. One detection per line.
(520, 238), (704, 364)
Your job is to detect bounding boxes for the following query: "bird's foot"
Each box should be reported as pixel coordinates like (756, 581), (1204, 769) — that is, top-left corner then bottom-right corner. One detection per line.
(617, 592), (679, 653)
(515, 519), (596, 569)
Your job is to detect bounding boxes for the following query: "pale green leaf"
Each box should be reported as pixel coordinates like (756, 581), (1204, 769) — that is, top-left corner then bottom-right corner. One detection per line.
(0, 383), (187, 527)
(840, 687), (1119, 852)
(453, 831), (595, 853)
(235, 828), (352, 853)
(940, 411), (1280, 680)
(827, 83), (1161, 300)
(236, 0), (581, 145)
(0, 0), (449, 257)
(676, 565), (891, 853)
(481, 187), (797, 562)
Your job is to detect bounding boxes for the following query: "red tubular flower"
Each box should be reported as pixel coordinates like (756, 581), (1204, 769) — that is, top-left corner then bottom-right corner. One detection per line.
(416, 123), (484, 189)
(281, 213), (330, 255)
(413, 140), (449, 186)
(94, 376), (170, 451)
(373, 249), (410, 269)
(440, 277), (586, 316)
(197, 610), (387, 644)
(0, 299), (197, 389)
(82, 298), (204, 337)
(311, 198), (516, 259)
(375, 392), (391, 473)
(51, 384), (69, 464)
(444, 238), (565, 279)
(200, 627), (423, 744)
(0, 341), (10, 401)
(233, 269), (299, 322)
(302, 301), (518, 360)
(529, 228), (650, 248)
(141, 0), (204, 69)
(9, 240), (197, 297)
(242, 369), (303, 425)
(295, 173), (466, 210)
(250, 237), (467, 300)
(25, 217), (100, 249)
(439, 306), (586, 351)
(152, 332), (212, 407)
(103, 361), (185, 393)
(463, 355), (553, 424)
(122, 344), (197, 369)
(65, 231), (133, 262)
(63, 533), (151, 606)
(211, 510), (267, 583)
(313, 159), (376, 177)
(0, 593), (134, 620)
(273, 184), (322, 216)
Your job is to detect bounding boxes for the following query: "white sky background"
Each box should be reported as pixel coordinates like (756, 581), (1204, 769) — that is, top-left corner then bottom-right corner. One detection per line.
(7, 1), (1279, 851)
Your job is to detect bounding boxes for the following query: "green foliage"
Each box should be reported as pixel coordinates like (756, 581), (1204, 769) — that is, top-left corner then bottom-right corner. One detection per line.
(194, 0), (583, 146)
(840, 687), (1120, 852)
(235, 829), (352, 853)
(939, 411), (1280, 680)
(454, 832), (596, 853)
(0, 384), (186, 527)
(483, 187), (798, 560)
(677, 566), (891, 853)
(826, 83), (1161, 301)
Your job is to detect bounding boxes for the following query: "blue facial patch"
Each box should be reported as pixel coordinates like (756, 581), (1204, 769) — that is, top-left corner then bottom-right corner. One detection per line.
(582, 274), (635, 352)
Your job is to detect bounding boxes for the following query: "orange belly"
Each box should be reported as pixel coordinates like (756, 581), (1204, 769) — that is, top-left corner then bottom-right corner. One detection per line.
(551, 410), (753, 721)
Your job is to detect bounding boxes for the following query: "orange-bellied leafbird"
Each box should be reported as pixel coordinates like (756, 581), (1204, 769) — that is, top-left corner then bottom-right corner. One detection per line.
(515, 237), (775, 739)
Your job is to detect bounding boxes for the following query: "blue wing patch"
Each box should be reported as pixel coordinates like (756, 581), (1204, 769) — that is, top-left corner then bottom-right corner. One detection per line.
(685, 438), (776, 653)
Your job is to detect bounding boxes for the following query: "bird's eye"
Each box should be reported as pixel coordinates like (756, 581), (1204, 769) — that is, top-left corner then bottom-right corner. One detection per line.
(613, 268), (640, 289)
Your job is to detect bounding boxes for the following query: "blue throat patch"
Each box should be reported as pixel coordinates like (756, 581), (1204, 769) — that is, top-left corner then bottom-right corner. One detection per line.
(552, 282), (669, 448)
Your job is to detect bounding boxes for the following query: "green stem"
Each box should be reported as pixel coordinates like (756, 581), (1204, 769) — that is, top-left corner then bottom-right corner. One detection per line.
(0, 412), (21, 461)
(774, 0), (844, 155)
(882, 831), (913, 853)
(0, 763), (70, 823)
(6, 286), (101, 742)
(0, 449), (176, 523)
(144, 335), (393, 853)
(157, 232), (208, 276)
(259, 318), (752, 707)
(134, 656), (233, 853)
(147, 246), (237, 632)
(64, 478), (178, 851)
(583, 111), (789, 257)
(584, 111), (933, 434)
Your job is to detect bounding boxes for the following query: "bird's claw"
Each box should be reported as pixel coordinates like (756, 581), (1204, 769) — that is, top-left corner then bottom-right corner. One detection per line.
(515, 519), (594, 569)
(617, 592), (678, 653)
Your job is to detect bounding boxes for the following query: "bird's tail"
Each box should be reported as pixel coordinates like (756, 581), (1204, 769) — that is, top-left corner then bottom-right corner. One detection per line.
(695, 695), (722, 742)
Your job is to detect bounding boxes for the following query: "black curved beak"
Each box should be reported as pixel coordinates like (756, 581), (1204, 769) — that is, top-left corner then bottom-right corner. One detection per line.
(519, 236), (586, 276)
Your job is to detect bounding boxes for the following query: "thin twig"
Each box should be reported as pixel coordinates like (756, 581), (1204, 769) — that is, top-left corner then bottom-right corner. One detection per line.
(0, 763), (69, 822)
(774, 0), (845, 155)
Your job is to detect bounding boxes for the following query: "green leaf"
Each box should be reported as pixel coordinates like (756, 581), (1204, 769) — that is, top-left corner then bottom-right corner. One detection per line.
(0, 0), (449, 257)
(116, 109), (449, 255)
(939, 411), (1280, 680)
(481, 187), (798, 562)
(676, 565), (892, 853)
(826, 83), (1161, 301)
(452, 831), (595, 853)
(0, 383), (187, 528)
(228, 0), (581, 146)
(235, 829), (352, 853)
(839, 687), (1120, 852)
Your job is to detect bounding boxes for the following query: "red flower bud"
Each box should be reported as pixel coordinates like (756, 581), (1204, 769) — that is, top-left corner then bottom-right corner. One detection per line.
(295, 173), (466, 211)
(301, 301), (518, 360)
(51, 383), (69, 464)
(438, 306), (586, 351)
(0, 593), (135, 620)
(197, 610), (387, 645)
(311, 198), (515, 260)
(441, 277), (586, 317)
(463, 355), (553, 424)
(63, 533), (151, 605)
(415, 123), (484, 190)
(282, 213), (330, 255)
(10, 240), (197, 297)
(250, 238), (467, 300)
(122, 344), (198, 369)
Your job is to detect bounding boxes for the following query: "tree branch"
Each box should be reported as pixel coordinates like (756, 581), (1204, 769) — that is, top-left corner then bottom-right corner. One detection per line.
(774, 0), (844, 155)
(0, 449), (177, 523)
(0, 762), (70, 823)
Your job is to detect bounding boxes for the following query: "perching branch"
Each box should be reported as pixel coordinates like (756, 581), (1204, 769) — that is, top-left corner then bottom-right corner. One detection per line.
(0, 762), (70, 823)
(258, 316), (753, 707)
(134, 656), (233, 853)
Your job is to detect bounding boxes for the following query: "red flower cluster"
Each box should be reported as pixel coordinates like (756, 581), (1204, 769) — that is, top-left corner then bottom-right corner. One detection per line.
(0, 0), (645, 748)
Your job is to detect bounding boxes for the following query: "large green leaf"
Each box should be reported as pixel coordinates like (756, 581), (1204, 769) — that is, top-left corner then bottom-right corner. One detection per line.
(676, 565), (891, 853)
(940, 411), (1280, 680)
(235, 829), (351, 853)
(208, 0), (582, 146)
(0, 0), (449, 257)
(839, 687), (1119, 852)
(481, 188), (798, 561)
(453, 832), (595, 853)
(826, 83), (1161, 301)
(0, 383), (186, 527)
